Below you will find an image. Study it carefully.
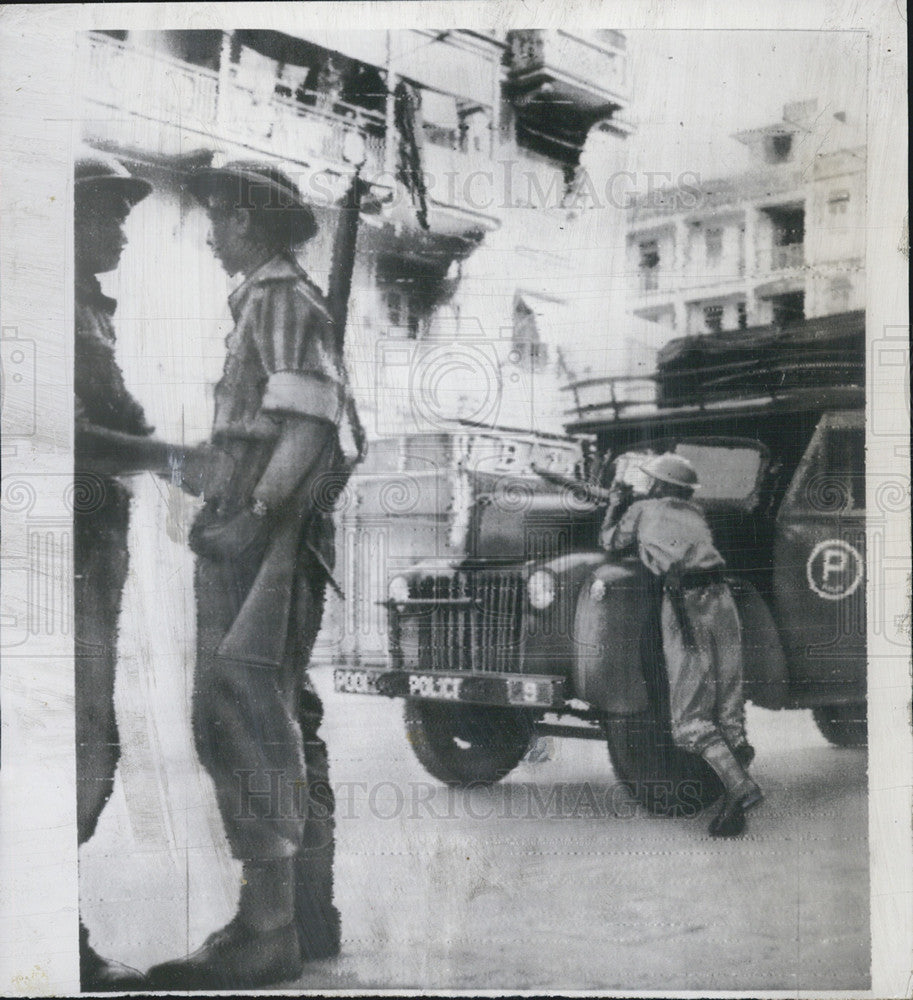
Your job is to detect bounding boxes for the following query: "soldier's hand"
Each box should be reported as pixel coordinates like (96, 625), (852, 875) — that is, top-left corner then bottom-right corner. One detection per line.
(189, 509), (271, 563)
(167, 443), (214, 496)
(605, 482), (634, 525)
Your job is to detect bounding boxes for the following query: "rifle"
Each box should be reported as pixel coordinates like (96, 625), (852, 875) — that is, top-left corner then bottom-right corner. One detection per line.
(530, 464), (615, 504)
(303, 156), (371, 600)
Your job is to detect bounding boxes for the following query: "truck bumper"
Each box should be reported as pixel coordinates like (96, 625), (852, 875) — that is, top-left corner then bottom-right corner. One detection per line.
(334, 666), (566, 710)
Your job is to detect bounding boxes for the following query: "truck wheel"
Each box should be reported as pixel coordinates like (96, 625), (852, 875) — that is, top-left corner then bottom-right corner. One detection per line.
(812, 703), (867, 747)
(603, 712), (723, 816)
(602, 602), (723, 816)
(403, 700), (535, 786)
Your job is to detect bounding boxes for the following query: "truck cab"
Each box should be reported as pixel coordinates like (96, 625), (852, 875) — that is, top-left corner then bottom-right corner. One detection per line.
(335, 312), (867, 812)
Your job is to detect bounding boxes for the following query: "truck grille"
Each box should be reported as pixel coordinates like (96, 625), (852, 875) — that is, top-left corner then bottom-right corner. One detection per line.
(392, 572), (525, 673)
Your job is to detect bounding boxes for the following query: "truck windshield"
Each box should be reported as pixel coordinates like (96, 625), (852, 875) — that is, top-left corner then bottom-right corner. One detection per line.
(672, 442), (765, 503)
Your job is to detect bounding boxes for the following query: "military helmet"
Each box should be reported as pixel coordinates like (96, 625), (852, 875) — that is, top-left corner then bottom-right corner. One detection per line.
(644, 453), (699, 490)
(186, 157), (318, 243)
(75, 148), (152, 206)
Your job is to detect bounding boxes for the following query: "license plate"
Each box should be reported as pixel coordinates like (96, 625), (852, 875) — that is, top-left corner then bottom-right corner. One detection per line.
(407, 673), (463, 701)
(334, 667), (381, 695)
(334, 667), (565, 709)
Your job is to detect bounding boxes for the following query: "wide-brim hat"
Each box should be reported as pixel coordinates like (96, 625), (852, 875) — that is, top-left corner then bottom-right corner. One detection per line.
(186, 159), (318, 243)
(75, 149), (152, 206)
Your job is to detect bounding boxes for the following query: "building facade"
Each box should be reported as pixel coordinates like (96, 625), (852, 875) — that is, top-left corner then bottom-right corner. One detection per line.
(78, 28), (632, 442)
(76, 27), (633, 663)
(625, 99), (865, 343)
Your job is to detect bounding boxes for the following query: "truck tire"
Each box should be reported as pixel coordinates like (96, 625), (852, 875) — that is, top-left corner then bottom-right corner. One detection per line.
(403, 700), (535, 786)
(603, 711), (723, 816)
(603, 599), (723, 816)
(812, 703), (867, 747)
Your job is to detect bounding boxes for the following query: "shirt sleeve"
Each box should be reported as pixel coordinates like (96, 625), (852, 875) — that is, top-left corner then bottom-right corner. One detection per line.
(248, 279), (345, 425)
(601, 500), (644, 553)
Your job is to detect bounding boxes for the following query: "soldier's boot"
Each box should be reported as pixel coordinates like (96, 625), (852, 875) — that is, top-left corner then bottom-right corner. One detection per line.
(79, 922), (146, 991)
(731, 741), (755, 769)
(701, 740), (763, 838)
(146, 859), (303, 990)
(293, 849), (341, 961)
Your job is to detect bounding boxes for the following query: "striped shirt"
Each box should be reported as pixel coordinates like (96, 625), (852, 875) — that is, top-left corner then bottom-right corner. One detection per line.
(203, 254), (346, 505)
(212, 253), (345, 441)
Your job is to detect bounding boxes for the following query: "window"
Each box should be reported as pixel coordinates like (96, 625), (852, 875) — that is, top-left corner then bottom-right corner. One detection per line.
(823, 428), (866, 511)
(736, 302), (748, 329)
(673, 442), (766, 506)
(638, 240), (660, 291)
(787, 423), (865, 513)
(705, 227), (723, 266)
(767, 206), (805, 270)
(769, 133), (794, 163)
(771, 291), (805, 326)
(386, 290), (402, 327)
(828, 189), (850, 215)
(703, 304), (724, 334)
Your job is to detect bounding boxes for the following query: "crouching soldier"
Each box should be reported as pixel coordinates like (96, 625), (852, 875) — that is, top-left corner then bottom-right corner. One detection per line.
(147, 161), (346, 989)
(601, 453), (762, 838)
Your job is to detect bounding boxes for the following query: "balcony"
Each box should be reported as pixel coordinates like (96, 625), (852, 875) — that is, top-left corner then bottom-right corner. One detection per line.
(508, 30), (630, 111)
(770, 242), (805, 270)
(506, 30), (630, 164)
(81, 32), (386, 177)
(79, 32), (501, 243)
(81, 31), (219, 128)
(219, 78), (386, 177)
(639, 269), (660, 293)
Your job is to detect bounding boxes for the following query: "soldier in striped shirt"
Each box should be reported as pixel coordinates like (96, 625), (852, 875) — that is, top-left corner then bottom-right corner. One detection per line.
(148, 162), (347, 989)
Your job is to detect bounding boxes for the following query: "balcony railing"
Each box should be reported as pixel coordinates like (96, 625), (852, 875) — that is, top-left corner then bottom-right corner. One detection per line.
(81, 32), (219, 125)
(81, 32), (507, 234)
(638, 269), (660, 293)
(220, 82), (386, 176)
(80, 33), (384, 175)
(770, 242), (804, 270)
(509, 29), (629, 106)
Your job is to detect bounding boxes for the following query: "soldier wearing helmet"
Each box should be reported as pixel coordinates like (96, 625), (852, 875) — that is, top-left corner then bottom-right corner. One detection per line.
(601, 451), (763, 838)
(146, 160), (346, 989)
(74, 149), (180, 989)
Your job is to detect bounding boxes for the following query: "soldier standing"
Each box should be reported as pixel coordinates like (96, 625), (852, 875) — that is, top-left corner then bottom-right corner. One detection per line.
(147, 162), (347, 989)
(74, 151), (178, 989)
(601, 453), (763, 837)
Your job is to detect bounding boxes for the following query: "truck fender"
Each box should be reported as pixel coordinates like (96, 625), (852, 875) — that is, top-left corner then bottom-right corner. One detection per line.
(728, 577), (789, 710)
(572, 561), (650, 714)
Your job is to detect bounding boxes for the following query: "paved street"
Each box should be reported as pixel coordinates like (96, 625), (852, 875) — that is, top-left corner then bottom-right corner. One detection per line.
(80, 479), (870, 992)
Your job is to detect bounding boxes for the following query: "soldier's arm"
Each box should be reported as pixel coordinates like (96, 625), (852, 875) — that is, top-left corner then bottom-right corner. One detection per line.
(250, 280), (343, 513)
(252, 417), (335, 511)
(600, 501), (642, 554)
(75, 421), (175, 476)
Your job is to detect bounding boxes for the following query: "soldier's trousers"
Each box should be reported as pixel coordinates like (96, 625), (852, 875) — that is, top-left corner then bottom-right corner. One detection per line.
(75, 496), (130, 847)
(660, 582), (747, 756)
(192, 549), (335, 916)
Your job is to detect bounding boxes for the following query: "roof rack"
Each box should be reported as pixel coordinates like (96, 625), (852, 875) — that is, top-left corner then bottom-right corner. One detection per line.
(563, 310), (865, 429)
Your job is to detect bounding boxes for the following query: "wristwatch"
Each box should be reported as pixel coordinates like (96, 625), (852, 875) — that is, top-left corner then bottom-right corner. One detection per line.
(250, 498), (269, 518)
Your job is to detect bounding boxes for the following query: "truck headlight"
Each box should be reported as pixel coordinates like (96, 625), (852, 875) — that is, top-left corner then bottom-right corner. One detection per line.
(527, 569), (556, 610)
(388, 575), (410, 603)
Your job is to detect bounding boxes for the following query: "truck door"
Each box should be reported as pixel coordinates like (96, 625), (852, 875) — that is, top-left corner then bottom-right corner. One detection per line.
(772, 411), (866, 701)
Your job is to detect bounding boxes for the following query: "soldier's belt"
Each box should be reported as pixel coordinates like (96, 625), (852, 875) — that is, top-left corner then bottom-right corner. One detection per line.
(665, 567), (725, 592)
